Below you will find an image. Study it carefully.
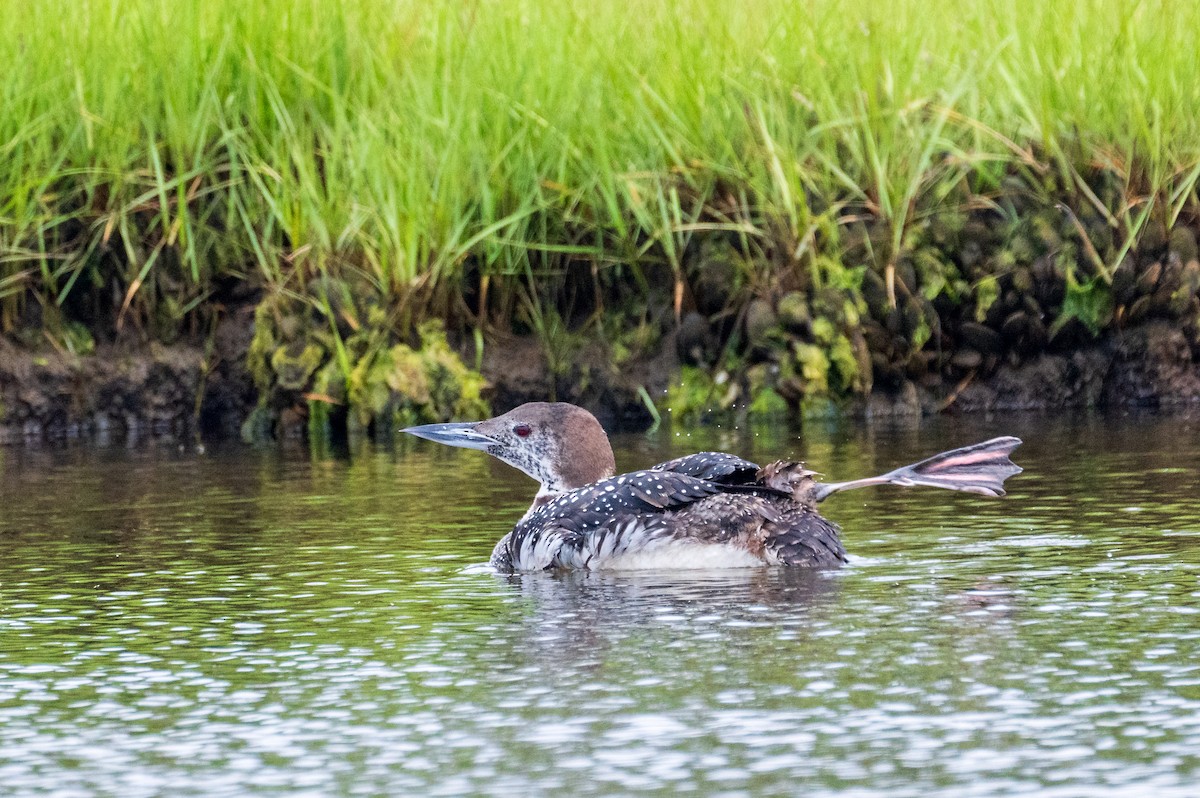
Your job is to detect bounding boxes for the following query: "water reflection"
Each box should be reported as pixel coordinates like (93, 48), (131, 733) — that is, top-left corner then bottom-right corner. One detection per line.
(1, 410), (1199, 796)
(502, 569), (841, 668)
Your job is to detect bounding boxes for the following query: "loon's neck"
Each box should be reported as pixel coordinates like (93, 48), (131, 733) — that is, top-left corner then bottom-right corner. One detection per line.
(519, 484), (564, 523)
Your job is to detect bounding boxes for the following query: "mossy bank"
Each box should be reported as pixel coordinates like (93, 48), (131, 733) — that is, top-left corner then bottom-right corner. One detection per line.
(3, 1), (1200, 441)
(3, 177), (1200, 444)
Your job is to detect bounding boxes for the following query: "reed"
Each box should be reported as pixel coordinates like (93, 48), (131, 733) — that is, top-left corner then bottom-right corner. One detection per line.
(2, 0), (1198, 342)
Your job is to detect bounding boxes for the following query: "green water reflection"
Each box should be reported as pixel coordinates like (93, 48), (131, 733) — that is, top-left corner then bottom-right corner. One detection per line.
(1, 411), (1199, 796)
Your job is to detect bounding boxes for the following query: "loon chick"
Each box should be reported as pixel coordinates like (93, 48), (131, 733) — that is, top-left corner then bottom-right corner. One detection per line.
(403, 402), (1022, 573)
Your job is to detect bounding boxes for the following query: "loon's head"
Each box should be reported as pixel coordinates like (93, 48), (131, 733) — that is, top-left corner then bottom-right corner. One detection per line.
(402, 402), (617, 499)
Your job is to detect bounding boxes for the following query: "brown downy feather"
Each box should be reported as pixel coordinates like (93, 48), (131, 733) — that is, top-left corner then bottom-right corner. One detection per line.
(756, 461), (822, 508)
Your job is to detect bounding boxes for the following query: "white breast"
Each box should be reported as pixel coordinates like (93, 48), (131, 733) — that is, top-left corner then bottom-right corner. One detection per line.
(593, 540), (767, 570)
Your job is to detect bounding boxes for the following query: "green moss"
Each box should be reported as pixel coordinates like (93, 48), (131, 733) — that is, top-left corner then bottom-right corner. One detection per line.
(333, 321), (492, 430)
(666, 366), (719, 426)
(748, 387), (788, 420)
(828, 333), (864, 394)
(311, 360), (347, 406)
(929, 209), (967, 244)
(246, 298), (284, 394)
(61, 322), (95, 356)
(1053, 273), (1113, 337)
(1008, 234), (1037, 265)
(910, 316), (933, 351)
(974, 275), (1001, 323)
(810, 316), (836, 346)
(243, 299), (489, 439)
(914, 248), (958, 302)
(271, 340), (325, 391)
(793, 343), (830, 395)
(417, 321), (490, 420)
(386, 344), (431, 406)
(347, 348), (396, 428)
(777, 292), (810, 332)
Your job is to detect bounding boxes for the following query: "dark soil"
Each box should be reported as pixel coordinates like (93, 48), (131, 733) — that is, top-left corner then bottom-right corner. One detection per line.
(3, 311), (1199, 444)
(0, 303), (256, 445)
(6, 140), (1200, 445)
(478, 331), (676, 432)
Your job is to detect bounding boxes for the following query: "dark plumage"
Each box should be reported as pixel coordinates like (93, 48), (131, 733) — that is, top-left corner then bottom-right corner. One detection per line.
(403, 402), (1022, 573)
(487, 465), (843, 571)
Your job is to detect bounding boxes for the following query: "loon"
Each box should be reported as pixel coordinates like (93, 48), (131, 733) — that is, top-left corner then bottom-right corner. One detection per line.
(403, 402), (1022, 573)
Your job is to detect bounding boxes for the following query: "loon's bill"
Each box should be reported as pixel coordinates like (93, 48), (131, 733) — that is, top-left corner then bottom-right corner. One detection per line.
(402, 421), (499, 451)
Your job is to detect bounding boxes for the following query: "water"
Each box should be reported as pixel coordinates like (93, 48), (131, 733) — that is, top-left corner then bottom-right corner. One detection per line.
(2, 411), (1199, 797)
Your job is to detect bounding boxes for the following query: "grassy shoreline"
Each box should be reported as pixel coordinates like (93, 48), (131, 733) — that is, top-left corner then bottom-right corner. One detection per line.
(3, 0), (1200, 430)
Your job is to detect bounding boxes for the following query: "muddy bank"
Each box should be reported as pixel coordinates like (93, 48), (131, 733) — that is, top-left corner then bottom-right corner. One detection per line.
(0, 304), (257, 445)
(863, 321), (1200, 416)
(3, 315), (1199, 444)
(0, 319), (670, 443)
(6, 185), (1200, 442)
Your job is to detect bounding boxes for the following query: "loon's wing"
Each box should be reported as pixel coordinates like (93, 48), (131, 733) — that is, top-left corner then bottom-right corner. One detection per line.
(650, 452), (760, 485)
(541, 469), (725, 534)
(494, 469), (728, 571)
(764, 511), (846, 566)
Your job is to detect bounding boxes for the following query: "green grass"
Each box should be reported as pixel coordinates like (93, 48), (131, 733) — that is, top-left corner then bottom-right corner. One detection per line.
(2, 0), (1199, 339)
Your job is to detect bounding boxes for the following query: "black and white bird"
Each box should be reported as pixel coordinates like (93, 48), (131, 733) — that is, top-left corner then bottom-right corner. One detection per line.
(403, 402), (1022, 573)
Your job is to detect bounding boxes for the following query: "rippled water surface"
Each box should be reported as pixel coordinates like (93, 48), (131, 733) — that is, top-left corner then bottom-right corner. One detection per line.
(2, 412), (1200, 796)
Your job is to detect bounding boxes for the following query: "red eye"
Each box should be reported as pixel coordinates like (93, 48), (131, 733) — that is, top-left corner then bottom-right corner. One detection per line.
(514, 424), (532, 438)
